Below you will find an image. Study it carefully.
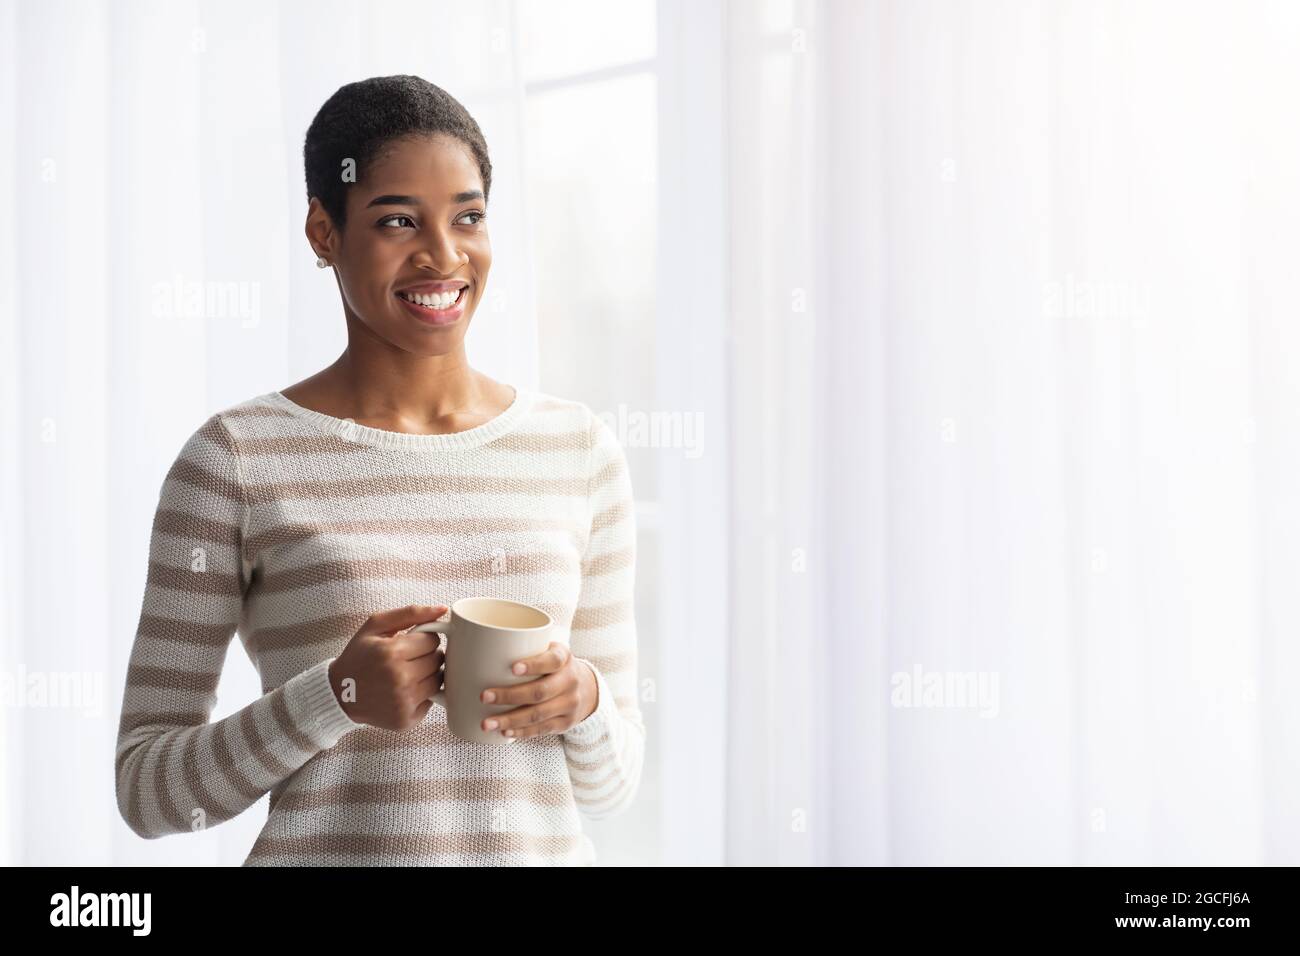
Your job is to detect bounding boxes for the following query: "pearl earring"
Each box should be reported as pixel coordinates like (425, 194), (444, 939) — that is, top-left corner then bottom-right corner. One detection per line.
(316, 255), (329, 269)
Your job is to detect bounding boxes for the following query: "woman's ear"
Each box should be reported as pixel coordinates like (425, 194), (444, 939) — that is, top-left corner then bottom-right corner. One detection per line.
(305, 196), (338, 262)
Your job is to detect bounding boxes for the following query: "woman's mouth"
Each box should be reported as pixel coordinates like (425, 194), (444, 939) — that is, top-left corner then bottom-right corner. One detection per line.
(396, 286), (467, 325)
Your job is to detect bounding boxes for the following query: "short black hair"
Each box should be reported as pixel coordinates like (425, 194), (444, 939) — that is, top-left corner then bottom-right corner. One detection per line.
(303, 74), (492, 229)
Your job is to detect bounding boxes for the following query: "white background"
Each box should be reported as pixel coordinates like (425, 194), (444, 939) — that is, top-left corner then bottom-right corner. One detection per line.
(2, 0), (1298, 866)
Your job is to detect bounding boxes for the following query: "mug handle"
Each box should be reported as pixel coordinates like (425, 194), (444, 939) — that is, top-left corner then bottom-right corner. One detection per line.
(409, 618), (454, 706)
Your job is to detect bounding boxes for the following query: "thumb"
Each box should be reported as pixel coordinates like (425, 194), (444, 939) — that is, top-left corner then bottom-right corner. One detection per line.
(364, 604), (449, 637)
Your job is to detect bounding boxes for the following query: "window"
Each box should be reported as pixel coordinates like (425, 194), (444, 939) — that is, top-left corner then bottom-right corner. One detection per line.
(519, 0), (661, 864)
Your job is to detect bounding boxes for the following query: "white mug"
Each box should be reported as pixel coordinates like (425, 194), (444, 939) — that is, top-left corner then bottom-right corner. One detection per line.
(410, 597), (555, 746)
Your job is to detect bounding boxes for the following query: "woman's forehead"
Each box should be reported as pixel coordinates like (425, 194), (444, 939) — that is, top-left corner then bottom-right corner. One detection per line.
(356, 138), (482, 198)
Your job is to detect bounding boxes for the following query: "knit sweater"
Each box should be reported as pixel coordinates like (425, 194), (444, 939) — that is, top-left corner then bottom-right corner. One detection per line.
(114, 385), (645, 866)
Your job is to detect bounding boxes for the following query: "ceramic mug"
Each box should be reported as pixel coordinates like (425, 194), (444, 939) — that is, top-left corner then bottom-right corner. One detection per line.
(409, 597), (555, 745)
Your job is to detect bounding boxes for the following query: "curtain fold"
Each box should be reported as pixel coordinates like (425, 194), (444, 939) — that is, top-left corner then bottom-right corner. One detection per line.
(724, 0), (1299, 864)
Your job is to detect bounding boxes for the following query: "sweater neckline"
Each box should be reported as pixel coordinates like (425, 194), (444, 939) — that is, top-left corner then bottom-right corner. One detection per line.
(263, 384), (531, 451)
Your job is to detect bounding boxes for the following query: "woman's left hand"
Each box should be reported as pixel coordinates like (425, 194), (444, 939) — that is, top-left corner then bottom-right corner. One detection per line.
(479, 641), (598, 740)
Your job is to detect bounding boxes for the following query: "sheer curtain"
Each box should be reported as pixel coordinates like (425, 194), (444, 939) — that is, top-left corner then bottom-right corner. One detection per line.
(722, 0), (1300, 864)
(5, 0), (1298, 869)
(0, 0), (539, 865)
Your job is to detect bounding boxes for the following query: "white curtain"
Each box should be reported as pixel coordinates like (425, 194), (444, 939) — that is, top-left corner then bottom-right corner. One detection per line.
(722, 0), (1300, 864)
(0, 0), (538, 865)
(5, 0), (1299, 868)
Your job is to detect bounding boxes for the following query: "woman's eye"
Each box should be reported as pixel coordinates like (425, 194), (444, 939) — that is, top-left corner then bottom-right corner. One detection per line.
(379, 215), (416, 229)
(460, 211), (486, 225)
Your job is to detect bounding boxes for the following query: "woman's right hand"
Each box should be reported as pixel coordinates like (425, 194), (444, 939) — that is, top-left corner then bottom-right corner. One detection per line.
(327, 604), (448, 731)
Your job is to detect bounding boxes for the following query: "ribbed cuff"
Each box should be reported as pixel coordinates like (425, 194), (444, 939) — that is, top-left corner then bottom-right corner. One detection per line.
(286, 657), (363, 747)
(563, 658), (615, 741)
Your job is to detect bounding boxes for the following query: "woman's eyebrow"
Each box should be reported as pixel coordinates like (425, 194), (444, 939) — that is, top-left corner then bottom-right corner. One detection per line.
(366, 194), (421, 208)
(365, 190), (483, 208)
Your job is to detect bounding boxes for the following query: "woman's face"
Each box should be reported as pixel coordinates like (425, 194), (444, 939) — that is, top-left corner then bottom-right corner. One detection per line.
(318, 132), (490, 354)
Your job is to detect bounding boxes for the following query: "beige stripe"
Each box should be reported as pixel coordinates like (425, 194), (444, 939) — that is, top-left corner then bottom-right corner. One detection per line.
(571, 600), (633, 631)
(232, 424), (583, 456)
(245, 831), (584, 861)
(247, 514), (582, 556)
(124, 662), (221, 693)
(324, 724), (486, 756)
(591, 499), (633, 534)
(582, 546), (633, 576)
(166, 455), (242, 505)
(589, 457), (625, 494)
(137, 614), (234, 649)
(482, 429), (587, 453)
(563, 734), (607, 755)
(246, 473), (586, 506)
(274, 777), (574, 813)
(315, 709), (634, 760)
(252, 612), (366, 654)
(197, 415), (237, 454)
(253, 602), (572, 654)
(254, 551), (579, 596)
(153, 507), (242, 547)
(236, 435), (371, 457)
(570, 767), (628, 793)
(145, 560), (243, 598)
(565, 750), (611, 773)
(119, 710), (207, 736)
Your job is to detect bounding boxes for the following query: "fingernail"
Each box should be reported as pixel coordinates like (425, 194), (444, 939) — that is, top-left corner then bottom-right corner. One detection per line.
(512, 663), (526, 675)
(484, 719), (498, 730)
(482, 691), (495, 703)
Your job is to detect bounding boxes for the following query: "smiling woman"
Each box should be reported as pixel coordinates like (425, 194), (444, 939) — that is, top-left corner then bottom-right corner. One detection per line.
(112, 75), (646, 866)
(302, 76), (493, 360)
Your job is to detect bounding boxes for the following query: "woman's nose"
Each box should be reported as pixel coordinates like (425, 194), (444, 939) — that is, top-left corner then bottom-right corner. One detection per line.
(418, 229), (465, 271)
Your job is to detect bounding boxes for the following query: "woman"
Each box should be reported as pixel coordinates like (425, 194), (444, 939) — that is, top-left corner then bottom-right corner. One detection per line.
(114, 75), (645, 866)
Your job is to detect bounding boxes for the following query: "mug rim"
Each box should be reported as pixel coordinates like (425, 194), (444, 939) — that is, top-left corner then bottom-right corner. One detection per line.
(452, 596), (553, 631)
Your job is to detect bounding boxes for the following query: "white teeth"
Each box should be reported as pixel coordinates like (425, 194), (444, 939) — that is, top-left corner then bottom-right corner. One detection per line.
(399, 288), (463, 309)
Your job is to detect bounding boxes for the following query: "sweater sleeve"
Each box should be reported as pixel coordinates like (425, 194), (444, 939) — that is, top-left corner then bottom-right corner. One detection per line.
(114, 413), (362, 839)
(560, 412), (647, 820)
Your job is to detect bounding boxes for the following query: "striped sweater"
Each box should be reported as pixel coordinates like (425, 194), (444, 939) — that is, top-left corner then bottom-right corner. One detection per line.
(114, 385), (645, 865)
